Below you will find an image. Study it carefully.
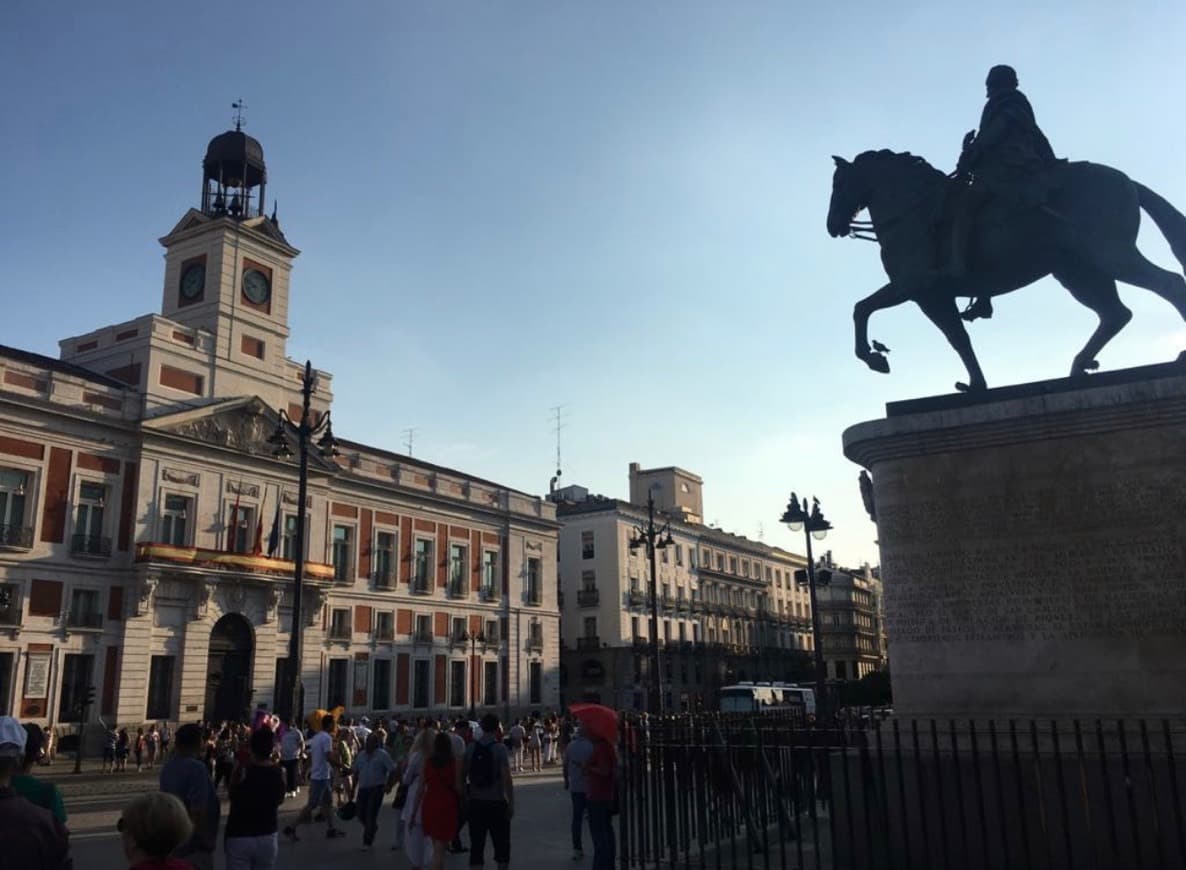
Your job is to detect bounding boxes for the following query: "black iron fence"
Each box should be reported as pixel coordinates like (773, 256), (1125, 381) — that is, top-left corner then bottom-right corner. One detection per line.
(617, 713), (1186, 870)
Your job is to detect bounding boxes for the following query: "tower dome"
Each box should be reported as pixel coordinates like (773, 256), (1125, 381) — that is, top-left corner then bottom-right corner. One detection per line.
(200, 109), (267, 219)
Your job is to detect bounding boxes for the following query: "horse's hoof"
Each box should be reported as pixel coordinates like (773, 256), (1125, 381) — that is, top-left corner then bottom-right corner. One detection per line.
(955, 381), (987, 393)
(865, 353), (890, 374)
(1084, 360), (1100, 371)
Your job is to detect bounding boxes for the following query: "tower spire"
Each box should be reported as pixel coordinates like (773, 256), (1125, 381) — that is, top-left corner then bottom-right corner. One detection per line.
(232, 98), (246, 132)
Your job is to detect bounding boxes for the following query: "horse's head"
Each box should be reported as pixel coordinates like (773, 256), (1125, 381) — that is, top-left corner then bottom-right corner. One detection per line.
(827, 155), (869, 238)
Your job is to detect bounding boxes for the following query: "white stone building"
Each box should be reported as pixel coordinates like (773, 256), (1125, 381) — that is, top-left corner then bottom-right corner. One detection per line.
(0, 122), (560, 736)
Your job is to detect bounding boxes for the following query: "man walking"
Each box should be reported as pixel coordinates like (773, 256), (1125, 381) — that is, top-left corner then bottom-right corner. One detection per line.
(464, 713), (514, 870)
(349, 731), (397, 850)
(284, 714), (345, 841)
(563, 725), (594, 861)
(159, 723), (220, 870)
(279, 718), (305, 798)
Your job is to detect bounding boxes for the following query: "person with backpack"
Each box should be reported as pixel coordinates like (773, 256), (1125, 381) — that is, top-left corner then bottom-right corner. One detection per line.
(464, 713), (514, 870)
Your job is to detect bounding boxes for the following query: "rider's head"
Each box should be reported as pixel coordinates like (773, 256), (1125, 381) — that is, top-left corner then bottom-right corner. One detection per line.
(985, 65), (1018, 98)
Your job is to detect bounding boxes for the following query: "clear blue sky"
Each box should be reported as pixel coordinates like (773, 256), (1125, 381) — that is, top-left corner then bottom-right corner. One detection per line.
(3, 2), (1185, 566)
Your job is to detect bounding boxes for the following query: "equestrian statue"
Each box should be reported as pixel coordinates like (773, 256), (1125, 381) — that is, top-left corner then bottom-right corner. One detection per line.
(828, 64), (1186, 392)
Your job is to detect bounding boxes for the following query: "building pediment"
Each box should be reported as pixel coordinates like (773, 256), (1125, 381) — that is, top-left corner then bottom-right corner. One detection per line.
(145, 396), (338, 470)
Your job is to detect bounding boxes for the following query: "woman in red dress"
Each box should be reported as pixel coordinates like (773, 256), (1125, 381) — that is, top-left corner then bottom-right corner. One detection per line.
(414, 732), (460, 870)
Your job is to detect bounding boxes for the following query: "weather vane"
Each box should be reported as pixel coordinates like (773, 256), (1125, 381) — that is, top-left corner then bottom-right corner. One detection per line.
(232, 98), (246, 131)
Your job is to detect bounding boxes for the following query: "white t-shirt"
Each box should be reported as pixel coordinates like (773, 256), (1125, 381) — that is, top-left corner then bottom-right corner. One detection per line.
(280, 728), (305, 761)
(309, 730), (334, 781)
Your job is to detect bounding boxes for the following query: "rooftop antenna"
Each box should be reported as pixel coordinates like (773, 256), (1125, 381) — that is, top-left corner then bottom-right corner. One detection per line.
(757, 522), (765, 542)
(403, 427), (419, 457)
(232, 98), (246, 131)
(549, 404), (568, 495)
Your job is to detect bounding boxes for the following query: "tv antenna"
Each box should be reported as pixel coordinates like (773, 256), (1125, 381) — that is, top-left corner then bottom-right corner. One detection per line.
(549, 404), (568, 495)
(231, 98), (247, 131)
(403, 427), (419, 457)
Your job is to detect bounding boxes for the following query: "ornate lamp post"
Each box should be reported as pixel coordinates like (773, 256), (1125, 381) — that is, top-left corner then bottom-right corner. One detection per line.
(628, 490), (673, 714)
(781, 493), (832, 722)
(268, 360), (338, 724)
(464, 630), (487, 720)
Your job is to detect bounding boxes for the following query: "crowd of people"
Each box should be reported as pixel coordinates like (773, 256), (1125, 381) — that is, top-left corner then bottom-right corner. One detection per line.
(0, 707), (620, 870)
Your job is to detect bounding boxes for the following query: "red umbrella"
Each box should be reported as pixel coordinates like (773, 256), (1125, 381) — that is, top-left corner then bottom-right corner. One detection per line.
(569, 703), (619, 742)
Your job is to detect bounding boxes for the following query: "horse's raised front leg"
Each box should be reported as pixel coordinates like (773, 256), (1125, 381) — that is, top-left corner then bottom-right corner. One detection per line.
(916, 295), (988, 392)
(853, 282), (912, 374)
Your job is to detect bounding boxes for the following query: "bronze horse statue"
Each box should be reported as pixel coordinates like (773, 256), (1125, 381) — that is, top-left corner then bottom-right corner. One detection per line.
(827, 151), (1186, 391)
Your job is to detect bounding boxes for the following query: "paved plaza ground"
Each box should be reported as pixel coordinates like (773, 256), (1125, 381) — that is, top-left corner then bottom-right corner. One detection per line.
(49, 761), (576, 868)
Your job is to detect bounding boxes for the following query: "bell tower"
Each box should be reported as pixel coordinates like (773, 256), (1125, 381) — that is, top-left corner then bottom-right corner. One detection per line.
(158, 105), (299, 390)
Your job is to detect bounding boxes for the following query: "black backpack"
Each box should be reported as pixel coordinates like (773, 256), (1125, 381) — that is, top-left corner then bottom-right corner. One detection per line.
(469, 741), (497, 789)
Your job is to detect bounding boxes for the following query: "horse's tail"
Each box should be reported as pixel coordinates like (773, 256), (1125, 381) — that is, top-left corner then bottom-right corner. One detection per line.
(1136, 182), (1186, 271)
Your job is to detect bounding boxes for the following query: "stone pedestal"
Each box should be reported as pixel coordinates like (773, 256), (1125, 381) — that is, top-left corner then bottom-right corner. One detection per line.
(843, 362), (1186, 720)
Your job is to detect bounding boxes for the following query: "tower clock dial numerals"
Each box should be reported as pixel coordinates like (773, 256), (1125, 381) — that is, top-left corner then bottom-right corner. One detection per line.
(179, 263), (205, 300)
(242, 268), (271, 304)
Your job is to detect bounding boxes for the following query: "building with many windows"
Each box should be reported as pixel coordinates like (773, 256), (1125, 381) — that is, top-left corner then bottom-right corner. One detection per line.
(556, 464), (813, 711)
(815, 554), (886, 681)
(0, 122), (560, 736)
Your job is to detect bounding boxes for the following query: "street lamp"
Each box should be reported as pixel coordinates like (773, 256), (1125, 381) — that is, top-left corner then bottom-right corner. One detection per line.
(781, 492), (832, 722)
(269, 360), (339, 724)
(628, 489), (673, 715)
(464, 630), (487, 720)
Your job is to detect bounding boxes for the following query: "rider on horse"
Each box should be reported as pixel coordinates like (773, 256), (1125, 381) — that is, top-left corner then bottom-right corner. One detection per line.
(951, 65), (1059, 319)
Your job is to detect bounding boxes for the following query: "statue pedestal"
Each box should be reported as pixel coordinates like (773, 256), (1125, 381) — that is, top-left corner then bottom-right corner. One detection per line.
(843, 361), (1186, 720)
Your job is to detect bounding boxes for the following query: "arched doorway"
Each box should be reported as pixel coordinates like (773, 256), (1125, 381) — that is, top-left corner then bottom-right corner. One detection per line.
(204, 613), (254, 723)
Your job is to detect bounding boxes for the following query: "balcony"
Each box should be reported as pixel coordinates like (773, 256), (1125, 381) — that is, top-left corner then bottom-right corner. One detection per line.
(480, 584), (499, 602)
(577, 635), (600, 651)
(660, 594), (675, 612)
(412, 629), (434, 645)
(447, 580), (469, 600)
(0, 524), (33, 551)
(449, 631), (469, 648)
(526, 634), (544, 652)
(577, 588), (600, 607)
(66, 610), (104, 631)
(328, 624), (352, 641)
(375, 624), (395, 642)
(134, 542), (336, 581)
(626, 590), (649, 607)
(71, 534), (111, 559)
(372, 568), (396, 590)
(411, 577), (433, 595)
(482, 633), (500, 649)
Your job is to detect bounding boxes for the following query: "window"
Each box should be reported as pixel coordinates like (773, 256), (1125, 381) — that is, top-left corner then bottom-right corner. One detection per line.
(0, 470), (30, 543)
(484, 661), (498, 705)
(450, 660), (466, 707)
(581, 530), (595, 559)
(281, 514), (301, 560)
(629, 576), (639, 593)
(766, 565), (773, 581)
(58, 654), (94, 722)
(225, 502), (253, 554)
(0, 583), (18, 624)
(74, 483), (108, 555)
(716, 553), (724, 570)
(581, 570), (596, 591)
(583, 617), (597, 639)
(675, 544), (683, 566)
(373, 659), (391, 710)
(679, 622), (686, 642)
(481, 551), (499, 599)
(68, 588), (101, 628)
(452, 617), (467, 642)
(449, 544), (467, 597)
(332, 525), (353, 581)
(693, 623), (700, 642)
(741, 560), (749, 578)
(146, 656), (175, 719)
(631, 616), (640, 639)
(702, 548), (710, 565)
(526, 557), (542, 604)
(413, 660), (431, 708)
(664, 620), (671, 642)
(413, 539), (433, 591)
(326, 659), (348, 708)
(375, 611), (394, 641)
(529, 661), (542, 704)
(528, 620), (544, 649)
(329, 608), (351, 640)
(161, 494), (190, 546)
(661, 547), (668, 564)
(415, 614), (432, 641)
(374, 531), (396, 586)
(485, 618), (498, 643)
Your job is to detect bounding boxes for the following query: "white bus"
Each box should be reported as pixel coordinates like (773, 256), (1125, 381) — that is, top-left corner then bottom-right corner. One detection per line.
(718, 681), (816, 717)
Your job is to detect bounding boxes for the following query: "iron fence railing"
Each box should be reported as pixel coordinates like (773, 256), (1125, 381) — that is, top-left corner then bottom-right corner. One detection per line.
(616, 713), (1186, 870)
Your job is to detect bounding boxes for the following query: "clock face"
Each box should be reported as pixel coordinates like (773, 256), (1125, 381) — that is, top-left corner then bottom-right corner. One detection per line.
(179, 263), (205, 300)
(242, 268), (271, 305)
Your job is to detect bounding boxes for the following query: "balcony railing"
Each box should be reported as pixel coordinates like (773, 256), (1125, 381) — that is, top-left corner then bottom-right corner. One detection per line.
(0, 524), (33, 550)
(328, 624), (352, 641)
(332, 562), (351, 583)
(71, 534), (111, 558)
(526, 634), (544, 652)
(482, 633), (500, 649)
(67, 610), (103, 630)
(577, 635), (600, 651)
(526, 587), (542, 606)
(627, 590), (649, 607)
(577, 588), (600, 607)
(372, 568), (396, 590)
(411, 576), (433, 595)
(375, 624), (395, 642)
(447, 579), (468, 600)
(480, 584), (499, 602)
(449, 631), (469, 648)
(412, 629), (434, 644)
